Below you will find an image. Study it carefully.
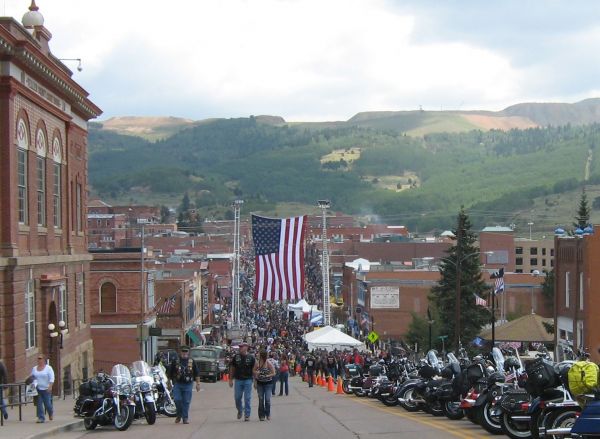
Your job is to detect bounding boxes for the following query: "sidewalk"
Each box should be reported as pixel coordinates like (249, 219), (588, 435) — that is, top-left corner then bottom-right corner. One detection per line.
(0, 396), (82, 439)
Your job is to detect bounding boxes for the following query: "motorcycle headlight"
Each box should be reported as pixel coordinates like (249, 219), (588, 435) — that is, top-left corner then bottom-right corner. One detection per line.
(140, 382), (151, 392)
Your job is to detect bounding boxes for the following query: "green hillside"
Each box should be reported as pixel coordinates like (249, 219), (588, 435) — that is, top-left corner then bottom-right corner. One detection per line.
(88, 117), (600, 232)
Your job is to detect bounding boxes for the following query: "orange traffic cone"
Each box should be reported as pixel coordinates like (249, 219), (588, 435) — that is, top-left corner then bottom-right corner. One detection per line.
(327, 376), (335, 392)
(336, 377), (344, 394)
(321, 375), (327, 388)
(223, 373), (228, 382)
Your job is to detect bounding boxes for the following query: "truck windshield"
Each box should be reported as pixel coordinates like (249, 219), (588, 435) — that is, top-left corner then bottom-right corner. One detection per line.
(191, 349), (217, 360)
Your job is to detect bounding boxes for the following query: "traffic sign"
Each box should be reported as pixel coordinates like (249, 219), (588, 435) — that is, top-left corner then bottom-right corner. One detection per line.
(367, 331), (379, 343)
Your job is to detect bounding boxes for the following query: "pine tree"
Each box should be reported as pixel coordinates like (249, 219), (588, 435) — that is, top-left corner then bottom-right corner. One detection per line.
(573, 187), (590, 229)
(429, 208), (490, 350)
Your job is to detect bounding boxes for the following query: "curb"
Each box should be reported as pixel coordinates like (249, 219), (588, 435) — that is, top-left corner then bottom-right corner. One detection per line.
(25, 420), (83, 439)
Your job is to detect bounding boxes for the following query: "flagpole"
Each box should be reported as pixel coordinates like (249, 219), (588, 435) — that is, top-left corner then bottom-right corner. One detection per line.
(491, 286), (495, 350)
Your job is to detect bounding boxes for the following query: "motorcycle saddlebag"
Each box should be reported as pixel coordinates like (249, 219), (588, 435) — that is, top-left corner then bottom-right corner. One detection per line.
(525, 358), (558, 397)
(79, 380), (103, 397)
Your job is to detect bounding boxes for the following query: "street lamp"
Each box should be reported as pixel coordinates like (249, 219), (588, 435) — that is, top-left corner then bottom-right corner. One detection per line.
(48, 321), (68, 349)
(440, 251), (493, 350)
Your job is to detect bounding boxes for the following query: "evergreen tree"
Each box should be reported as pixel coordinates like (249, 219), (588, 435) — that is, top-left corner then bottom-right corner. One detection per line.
(573, 187), (590, 229)
(180, 192), (191, 213)
(429, 208), (490, 350)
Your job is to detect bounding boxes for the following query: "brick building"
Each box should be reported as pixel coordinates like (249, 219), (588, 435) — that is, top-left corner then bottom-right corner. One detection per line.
(88, 249), (157, 372)
(341, 260), (550, 343)
(554, 230), (600, 363)
(0, 4), (101, 391)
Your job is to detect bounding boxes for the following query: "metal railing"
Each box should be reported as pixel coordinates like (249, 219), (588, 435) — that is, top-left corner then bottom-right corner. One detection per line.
(0, 382), (31, 427)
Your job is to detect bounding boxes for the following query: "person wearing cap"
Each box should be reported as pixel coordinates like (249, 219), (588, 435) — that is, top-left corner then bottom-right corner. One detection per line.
(229, 341), (255, 421)
(167, 345), (201, 424)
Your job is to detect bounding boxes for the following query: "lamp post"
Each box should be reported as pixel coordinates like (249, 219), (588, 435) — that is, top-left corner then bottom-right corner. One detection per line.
(317, 200), (331, 326)
(231, 200), (243, 329)
(48, 321), (68, 349)
(440, 250), (493, 350)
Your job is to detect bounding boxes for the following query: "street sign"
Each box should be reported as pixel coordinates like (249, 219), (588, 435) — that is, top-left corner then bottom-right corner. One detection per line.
(149, 327), (162, 336)
(367, 331), (379, 343)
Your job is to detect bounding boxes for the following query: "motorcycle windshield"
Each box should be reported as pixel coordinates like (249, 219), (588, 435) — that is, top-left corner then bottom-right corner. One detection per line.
(131, 360), (152, 378)
(111, 364), (132, 385)
(153, 364), (168, 381)
(447, 353), (461, 375)
(426, 350), (439, 367)
(492, 347), (504, 372)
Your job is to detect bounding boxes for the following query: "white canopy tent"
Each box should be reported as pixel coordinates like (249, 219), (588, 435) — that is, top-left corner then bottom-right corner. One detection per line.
(303, 325), (365, 352)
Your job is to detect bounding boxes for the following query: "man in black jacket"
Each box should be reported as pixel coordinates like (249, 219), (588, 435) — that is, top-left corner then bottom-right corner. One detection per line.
(167, 346), (200, 424)
(305, 352), (316, 387)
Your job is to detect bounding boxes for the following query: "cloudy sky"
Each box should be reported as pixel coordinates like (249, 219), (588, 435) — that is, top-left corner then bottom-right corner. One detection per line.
(5, 0), (600, 121)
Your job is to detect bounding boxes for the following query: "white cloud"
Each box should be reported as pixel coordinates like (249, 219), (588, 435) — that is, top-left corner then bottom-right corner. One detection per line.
(2, 0), (596, 120)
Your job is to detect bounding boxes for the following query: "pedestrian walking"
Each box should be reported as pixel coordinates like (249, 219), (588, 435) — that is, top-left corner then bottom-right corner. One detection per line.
(253, 350), (275, 421)
(305, 352), (316, 387)
(167, 346), (201, 424)
(229, 342), (255, 421)
(278, 357), (289, 396)
(30, 355), (54, 423)
(0, 359), (8, 420)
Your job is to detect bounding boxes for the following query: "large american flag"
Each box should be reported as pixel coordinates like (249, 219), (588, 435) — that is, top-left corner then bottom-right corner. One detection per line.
(155, 293), (177, 315)
(252, 214), (306, 302)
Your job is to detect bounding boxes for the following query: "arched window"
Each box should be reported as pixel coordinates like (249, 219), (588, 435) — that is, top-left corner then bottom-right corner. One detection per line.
(100, 282), (117, 313)
(16, 118), (29, 224)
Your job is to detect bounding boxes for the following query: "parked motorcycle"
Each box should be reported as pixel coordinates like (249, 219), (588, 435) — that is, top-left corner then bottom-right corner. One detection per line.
(131, 360), (157, 425)
(152, 364), (177, 417)
(74, 365), (136, 431)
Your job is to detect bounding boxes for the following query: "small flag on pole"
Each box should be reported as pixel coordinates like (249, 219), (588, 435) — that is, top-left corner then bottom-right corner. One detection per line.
(155, 293), (177, 315)
(491, 268), (505, 294)
(474, 294), (487, 307)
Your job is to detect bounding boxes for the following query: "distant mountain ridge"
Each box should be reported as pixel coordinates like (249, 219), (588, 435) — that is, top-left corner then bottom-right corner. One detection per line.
(95, 98), (600, 140)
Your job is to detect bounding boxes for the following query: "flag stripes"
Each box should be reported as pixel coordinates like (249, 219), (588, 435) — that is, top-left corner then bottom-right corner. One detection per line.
(253, 214), (306, 302)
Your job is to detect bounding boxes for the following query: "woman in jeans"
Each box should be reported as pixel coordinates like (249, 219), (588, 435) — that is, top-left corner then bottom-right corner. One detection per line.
(253, 350), (275, 421)
(278, 358), (289, 396)
(31, 355), (54, 423)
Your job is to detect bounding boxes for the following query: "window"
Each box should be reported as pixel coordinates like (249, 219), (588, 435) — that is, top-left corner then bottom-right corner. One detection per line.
(530, 258), (538, 266)
(530, 247), (537, 255)
(565, 272), (570, 308)
(542, 248), (547, 256)
(516, 257), (523, 266)
(559, 329), (567, 340)
(515, 247), (523, 255)
(551, 249), (555, 257)
(37, 156), (46, 226)
(59, 284), (68, 325)
(579, 272), (584, 311)
(25, 278), (35, 349)
(18, 148), (28, 224)
(77, 273), (85, 325)
(516, 269), (523, 273)
(542, 259), (546, 266)
(76, 184), (82, 232)
(53, 163), (61, 228)
(100, 282), (116, 313)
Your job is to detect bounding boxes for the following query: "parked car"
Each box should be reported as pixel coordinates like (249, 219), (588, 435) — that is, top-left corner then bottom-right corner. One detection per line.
(190, 347), (220, 382)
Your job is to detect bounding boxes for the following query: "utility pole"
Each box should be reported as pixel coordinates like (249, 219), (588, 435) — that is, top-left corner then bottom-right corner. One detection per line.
(231, 200), (243, 329)
(140, 221), (145, 360)
(454, 223), (462, 351)
(318, 200), (331, 326)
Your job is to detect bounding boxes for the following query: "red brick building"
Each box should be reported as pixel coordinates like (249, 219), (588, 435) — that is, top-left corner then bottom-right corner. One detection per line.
(341, 261), (550, 343)
(89, 249), (157, 372)
(0, 4), (101, 390)
(554, 230), (600, 363)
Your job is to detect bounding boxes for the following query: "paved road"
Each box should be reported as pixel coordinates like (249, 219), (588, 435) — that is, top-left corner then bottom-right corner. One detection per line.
(57, 377), (497, 439)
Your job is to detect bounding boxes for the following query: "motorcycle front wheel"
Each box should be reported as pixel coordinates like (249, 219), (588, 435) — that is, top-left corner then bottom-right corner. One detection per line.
(163, 400), (177, 417)
(381, 393), (399, 407)
(114, 405), (131, 431)
(144, 403), (156, 425)
(83, 418), (97, 430)
(342, 381), (352, 395)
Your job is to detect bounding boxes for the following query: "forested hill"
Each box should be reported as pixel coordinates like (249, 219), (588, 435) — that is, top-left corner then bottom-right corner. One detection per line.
(89, 116), (600, 231)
